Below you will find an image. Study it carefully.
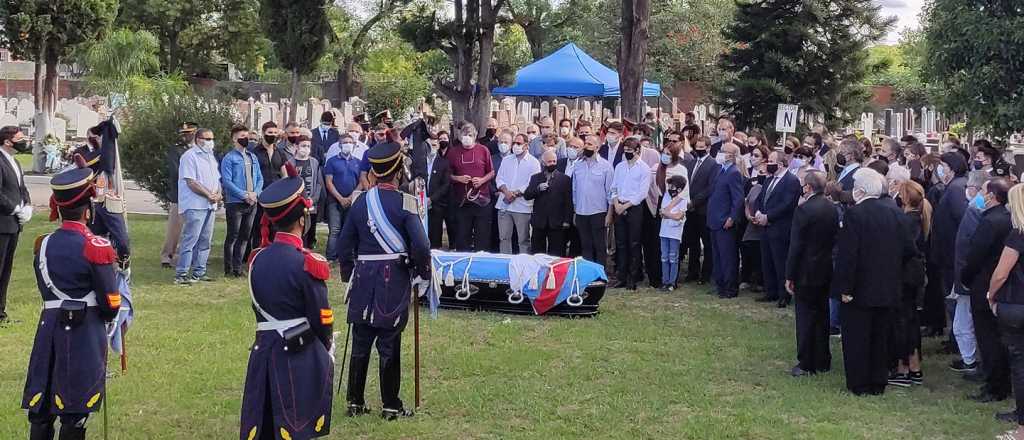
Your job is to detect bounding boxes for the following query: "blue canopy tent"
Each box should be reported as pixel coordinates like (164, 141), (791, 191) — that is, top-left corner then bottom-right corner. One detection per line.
(492, 43), (661, 97)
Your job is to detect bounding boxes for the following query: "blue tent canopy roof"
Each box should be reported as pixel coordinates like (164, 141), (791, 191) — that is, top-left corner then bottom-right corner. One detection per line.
(492, 43), (661, 98)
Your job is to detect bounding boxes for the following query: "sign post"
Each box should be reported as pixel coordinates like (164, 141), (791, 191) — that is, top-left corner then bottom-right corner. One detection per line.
(775, 103), (799, 149)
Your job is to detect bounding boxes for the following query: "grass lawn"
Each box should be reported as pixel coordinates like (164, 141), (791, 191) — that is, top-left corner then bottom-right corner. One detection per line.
(14, 153), (33, 171)
(0, 214), (1015, 439)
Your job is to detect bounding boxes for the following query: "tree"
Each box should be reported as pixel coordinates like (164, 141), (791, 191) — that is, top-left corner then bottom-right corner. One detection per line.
(716, 0), (891, 132)
(923, 0), (1024, 135)
(259, 0), (331, 122)
(618, 0), (651, 121)
(362, 44), (431, 115)
(331, 0), (412, 103)
(81, 28), (188, 100)
(0, 0), (118, 117)
(646, 0), (733, 84)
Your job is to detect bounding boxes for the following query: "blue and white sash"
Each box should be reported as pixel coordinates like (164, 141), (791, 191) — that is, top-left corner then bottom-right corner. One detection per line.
(366, 187), (406, 254)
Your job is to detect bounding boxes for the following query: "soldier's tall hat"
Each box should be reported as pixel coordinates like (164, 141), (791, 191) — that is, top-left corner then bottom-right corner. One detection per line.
(48, 154), (95, 221)
(256, 162), (311, 247)
(367, 141), (404, 179)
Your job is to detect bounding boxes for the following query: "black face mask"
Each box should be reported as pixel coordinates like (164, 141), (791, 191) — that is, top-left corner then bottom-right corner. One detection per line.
(545, 164), (557, 173)
(11, 140), (29, 153)
(693, 149), (707, 158)
(766, 163), (779, 175)
(668, 189), (680, 197)
(87, 138), (100, 149)
(237, 138), (249, 148)
(264, 135), (278, 144)
(972, 160), (984, 170)
(583, 149), (595, 158)
(784, 146), (794, 155)
(833, 163), (844, 175)
(287, 136), (301, 145)
(485, 128), (496, 138)
(439, 140), (450, 151)
(623, 151), (635, 161)
(836, 154), (847, 166)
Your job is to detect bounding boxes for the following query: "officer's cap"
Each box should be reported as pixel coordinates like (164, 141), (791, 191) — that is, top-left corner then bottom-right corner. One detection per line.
(178, 122), (198, 134)
(367, 142), (403, 178)
(257, 162), (309, 227)
(49, 155), (95, 219)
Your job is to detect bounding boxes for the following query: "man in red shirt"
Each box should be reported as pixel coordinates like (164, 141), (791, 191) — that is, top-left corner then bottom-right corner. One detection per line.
(447, 122), (495, 251)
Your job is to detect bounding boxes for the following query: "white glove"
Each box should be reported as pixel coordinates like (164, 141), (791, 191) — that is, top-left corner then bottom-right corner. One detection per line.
(538, 182), (549, 191)
(412, 276), (429, 298)
(328, 331), (339, 364)
(16, 205), (31, 225)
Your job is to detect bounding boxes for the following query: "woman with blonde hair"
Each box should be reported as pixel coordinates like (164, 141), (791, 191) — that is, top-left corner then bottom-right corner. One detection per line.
(987, 184), (1024, 438)
(888, 180), (931, 387)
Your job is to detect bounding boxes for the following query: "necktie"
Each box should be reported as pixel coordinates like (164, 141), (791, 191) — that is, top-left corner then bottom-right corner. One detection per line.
(765, 175), (779, 200)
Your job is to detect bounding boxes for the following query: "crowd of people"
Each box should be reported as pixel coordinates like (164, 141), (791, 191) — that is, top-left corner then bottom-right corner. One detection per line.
(151, 108), (1024, 438)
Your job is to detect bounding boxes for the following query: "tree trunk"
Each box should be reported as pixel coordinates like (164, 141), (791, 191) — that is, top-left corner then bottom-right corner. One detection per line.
(617, 0), (651, 122)
(472, 0), (500, 131)
(290, 67), (301, 123)
(33, 43), (44, 110)
(43, 49), (59, 118)
(524, 25), (545, 60)
(336, 57), (357, 104)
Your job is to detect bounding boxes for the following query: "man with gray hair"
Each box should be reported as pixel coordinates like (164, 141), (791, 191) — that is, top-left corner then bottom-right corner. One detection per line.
(831, 168), (916, 395)
(785, 169), (839, 376)
(448, 122), (495, 251)
(175, 127), (222, 284)
(949, 169), (991, 380)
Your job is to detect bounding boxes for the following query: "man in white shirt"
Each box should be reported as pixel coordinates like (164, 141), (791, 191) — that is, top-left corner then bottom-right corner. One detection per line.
(495, 137), (541, 254)
(610, 138), (651, 290)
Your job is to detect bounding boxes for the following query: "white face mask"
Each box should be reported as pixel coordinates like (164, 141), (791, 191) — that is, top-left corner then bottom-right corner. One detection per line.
(512, 143), (525, 156)
(200, 140), (214, 151)
(559, 127), (571, 136)
(527, 133), (538, 142)
(320, 123), (331, 130)
(715, 153), (728, 165)
(460, 135), (474, 147)
(566, 148), (579, 160)
(606, 134), (619, 145)
(297, 145), (311, 159)
(498, 142), (511, 154)
(340, 142), (354, 156)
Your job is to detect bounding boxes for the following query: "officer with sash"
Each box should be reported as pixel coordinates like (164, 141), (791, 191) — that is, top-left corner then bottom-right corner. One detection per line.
(337, 141), (430, 420)
(23, 161), (121, 440)
(240, 162), (334, 440)
(73, 122), (130, 264)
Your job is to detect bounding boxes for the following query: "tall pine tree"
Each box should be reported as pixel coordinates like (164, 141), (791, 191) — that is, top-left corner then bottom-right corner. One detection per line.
(260, 0), (331, 122)
(715, 0), (891, 133)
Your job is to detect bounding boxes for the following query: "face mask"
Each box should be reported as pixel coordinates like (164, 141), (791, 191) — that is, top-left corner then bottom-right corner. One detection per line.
(693, 149), (708, 158)
(766, 163), (779, 175)
(972, 160), (984, 170)
(623, 151), (635, 161)
(606, 134), (619, 145)
(718, 129), (729, 139)
(527, 133), (538, 142)
(544, 164), (557, 173)
(439, 140), (450, 151)
(297, 146), (311, 158)
(264, 135), (278, 144)
(485, 128), (496, 138)
(341, 142), (354, 156)
(348, 131), (361, 140)
(660, 153), (672, 165)
(288, 136), (301, 145)
(566, 149), (579, 160)
(499, 143), (511, 154)
(236, 138), (248, 149)
(461, 136), (474, 147)
(714, 153), (727, 165)
(790, 158), (805, 169)
(559, 127), (571, 136)
(668, 188), (679, 197)
(935, 165), (946, 180)
(320, 122), (332, 130)
(200, 140), (214, 151)
(973, 193), (986, 210)
(583, 149), (595, 158)
(836, 154), (847, 166)
(833, 163), (844, 175)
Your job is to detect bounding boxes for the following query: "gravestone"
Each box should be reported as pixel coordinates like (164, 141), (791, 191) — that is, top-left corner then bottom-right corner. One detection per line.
(257, 103), (273, 129)
(490, 100), (500, 113)
(555, 105), (567, 123)
(502, 97), (515, 112)
(16, 99), (33, 124)
(496, 109), (510, 128)
(51, 117), (67, 141)
(7, 98), (18, 115)
(342, 102), (353, 124)
(539, 101), (550, 118)
(0, 98), (7, 116)
(321, 99), (332, 111)
(0, 114), (17, 128)
(582, 101), (591, 119)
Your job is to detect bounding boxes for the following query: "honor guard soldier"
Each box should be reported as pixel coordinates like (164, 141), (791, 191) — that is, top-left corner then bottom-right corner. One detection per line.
(24, 163), (121, 440)
(240, 163), (335, 440)
(73, 122), (130, 263)
(337, 141), (430, 420)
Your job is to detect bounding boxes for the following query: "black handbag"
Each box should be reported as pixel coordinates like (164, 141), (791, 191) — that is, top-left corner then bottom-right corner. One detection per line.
(282, 321), (313, 353)
(58, 300), (88, 329)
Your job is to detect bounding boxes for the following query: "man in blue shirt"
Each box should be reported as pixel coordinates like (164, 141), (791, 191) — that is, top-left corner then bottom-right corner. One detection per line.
(706, 143), (745, 298)
(176, 128), (222, 284)
(323, 134), (363, 262)
(220, 125), (264, 277)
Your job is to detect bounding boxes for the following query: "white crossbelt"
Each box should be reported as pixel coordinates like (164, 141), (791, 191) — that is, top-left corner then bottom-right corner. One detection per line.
(357, 253), (406, 261)
(248, 248), (308, 336)
(38, 235), (98, 309)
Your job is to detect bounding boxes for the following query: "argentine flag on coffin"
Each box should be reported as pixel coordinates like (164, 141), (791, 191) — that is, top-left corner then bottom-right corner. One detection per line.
(107, 272), (134, 354)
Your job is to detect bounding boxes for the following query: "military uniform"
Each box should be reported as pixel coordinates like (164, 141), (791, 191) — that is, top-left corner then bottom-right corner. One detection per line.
(24, 167), (121, 440)
(72, 121), (130, 261)
(337, 142), (430, 420)
(240, 163), (334, 440)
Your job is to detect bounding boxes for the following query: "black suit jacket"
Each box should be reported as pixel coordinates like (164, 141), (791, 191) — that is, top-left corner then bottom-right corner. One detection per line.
(598, 142), (625, 168)
(311, 127), (340, 164)
(426, 155), (451, 210)
(961, 204), (1012, 303)
(0, 153), (29, 233)
(756, 171), (801, 241)
(830, 197), (916, 307)
(786, 194), (838, 288)
(685, 155), (717, 215)
(523, 171), (572, 229)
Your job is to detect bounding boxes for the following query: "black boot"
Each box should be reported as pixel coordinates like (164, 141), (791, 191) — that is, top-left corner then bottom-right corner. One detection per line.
(381, 407), (414, 421)
(346, 403), (371, 417)
(57, 424), (85, 440)
(30, 423), (55, 440)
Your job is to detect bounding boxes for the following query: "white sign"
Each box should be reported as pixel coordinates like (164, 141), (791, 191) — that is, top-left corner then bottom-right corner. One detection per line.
(775, 104), (799, 133)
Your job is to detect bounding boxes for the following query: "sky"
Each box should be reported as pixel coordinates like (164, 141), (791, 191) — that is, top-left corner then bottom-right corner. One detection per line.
(876, 0), (926, 44)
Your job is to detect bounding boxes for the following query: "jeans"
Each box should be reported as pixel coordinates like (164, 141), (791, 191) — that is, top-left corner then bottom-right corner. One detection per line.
(952, 294), (978, 364)
(497, 209), (531, 254)
(325, 201), (350, 261)
(660, 237), (680, 287)
(224, 203), (256, 274)
(176, 208), (215, 278)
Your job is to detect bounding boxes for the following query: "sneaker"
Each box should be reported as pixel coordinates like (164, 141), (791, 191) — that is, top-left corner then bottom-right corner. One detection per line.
(949, 359), (979, 373)
(887, 373), (912, 388)
(191, 274), (214, 283)
(346, 404), (371, 417)
(909, 371), (923, 385)
(174, 276), (193, 285)
(381, 407), (414, 421)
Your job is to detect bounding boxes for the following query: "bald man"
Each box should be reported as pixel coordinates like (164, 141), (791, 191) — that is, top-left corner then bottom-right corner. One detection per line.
(707, 143), (745, 298)
(524, 150), (573, 256)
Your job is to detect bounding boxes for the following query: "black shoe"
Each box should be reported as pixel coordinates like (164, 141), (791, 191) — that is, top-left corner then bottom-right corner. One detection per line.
(749, 284), (764, 293)
(949, 359), (979, 373)
(755, 295), (778, 303)
(962, 370), (985, 383)
(923, 326), (945, 337)
(776, 296), (791, 308)
(381, 407), (414, 421)
(161, 262), (172, 269)
(346, 403), (371, 417)
(909, 371), (923, 385)
(887, 373), (912, 388)
(790, 365), (812, 377)
(996, 410), (1018, 424)
(627, 283), (638, 291)
(610, 280), (629, 289)
(969, 391), (1008, 403)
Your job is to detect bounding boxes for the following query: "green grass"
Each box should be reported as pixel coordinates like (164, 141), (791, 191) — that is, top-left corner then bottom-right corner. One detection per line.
(0, 215), (1014, 438)
(14, 153), (33, 171)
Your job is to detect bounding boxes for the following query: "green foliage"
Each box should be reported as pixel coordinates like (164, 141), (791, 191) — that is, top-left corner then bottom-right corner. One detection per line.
(647, 0), (734, 84)
(120, 93), (237, 205)
(923, 0), (1024, 136)
(863, 28), (932, 109)
(80, 28), (188, 100)
(362, 43), (431, 116)
(716, 0), (892, 132)
(0, 0), (118, 61)
(259, 0), (331, 77)
(493, 25), (532, 85)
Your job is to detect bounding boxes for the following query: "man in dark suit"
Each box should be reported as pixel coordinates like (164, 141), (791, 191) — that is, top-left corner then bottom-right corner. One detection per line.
(832, 168), (915, 395)
(425, 138), (451, 249)
(524, 150), (573, 256)
(683, 136), (716, 284)
(311, 111), (341, 165)
(961, 177), (1013, 402)
(709, 117), (735, 158)
(754, 151), (801, 308)
(785, 170), (838, 376)
(707, 143), (745, 298)
(0, 125), (31, 325)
